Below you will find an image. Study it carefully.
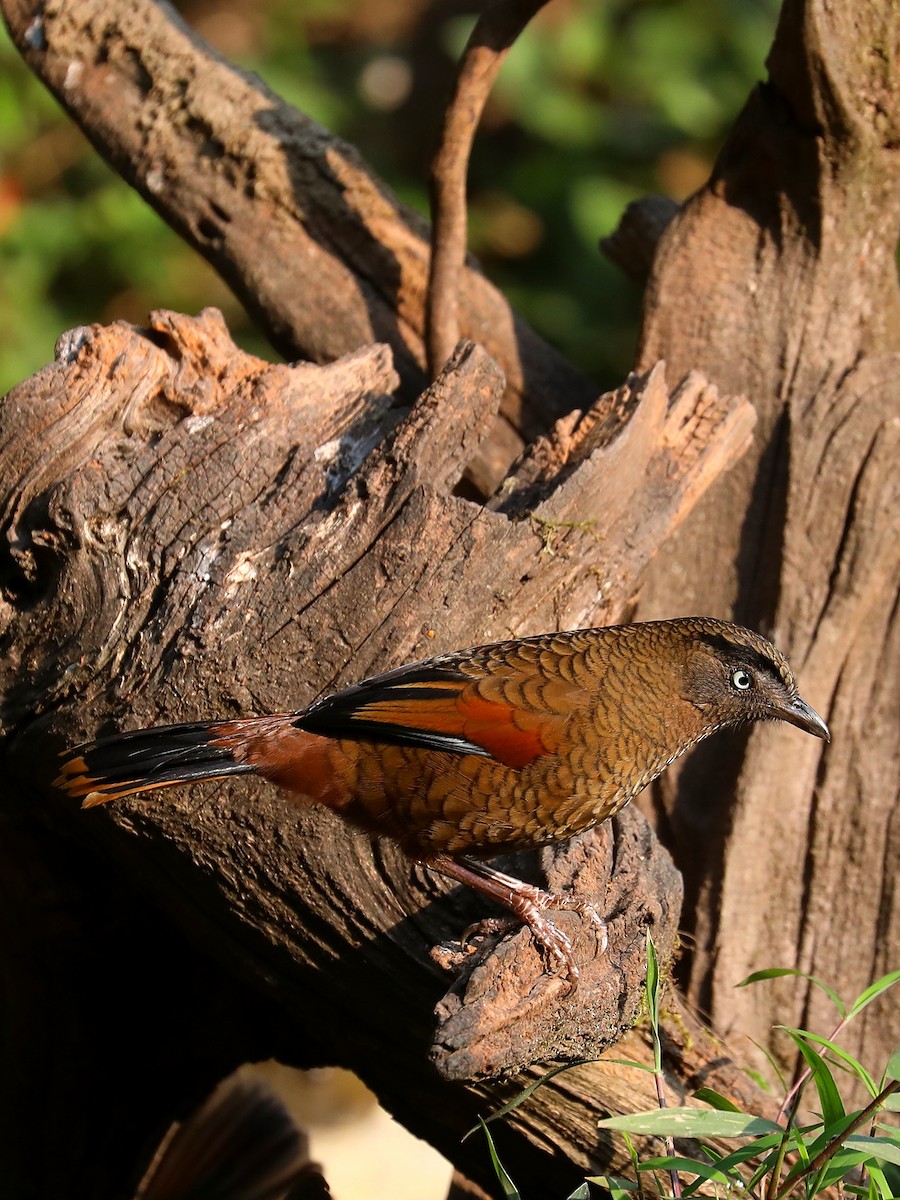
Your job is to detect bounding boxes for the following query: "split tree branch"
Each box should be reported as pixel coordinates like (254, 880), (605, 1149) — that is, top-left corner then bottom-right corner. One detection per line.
(425, 0), (552, 377)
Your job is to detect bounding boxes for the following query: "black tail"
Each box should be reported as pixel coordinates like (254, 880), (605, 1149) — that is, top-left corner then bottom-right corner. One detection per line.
(55, 719), (261, 807)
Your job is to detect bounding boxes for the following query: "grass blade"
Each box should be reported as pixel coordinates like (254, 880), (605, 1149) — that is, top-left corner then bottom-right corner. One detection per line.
(780, 1027), (878, 1096)
(586, 1175), (639, 1197)
(691, 1087), (744, 1113)
(478, 1119), (521, 1200)
(463, 1059), (595, 1139)
(646, 933), (662, 1073)
(638, 1155), (739, 1188)
(780, 1028), (845, 1125)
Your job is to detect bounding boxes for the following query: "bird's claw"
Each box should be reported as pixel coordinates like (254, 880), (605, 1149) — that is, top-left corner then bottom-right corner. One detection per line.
(535, 891), (609, 955)
(459, 915), (518, 949)
(428, 854), (607, 988)
(462, 892), (606, 989)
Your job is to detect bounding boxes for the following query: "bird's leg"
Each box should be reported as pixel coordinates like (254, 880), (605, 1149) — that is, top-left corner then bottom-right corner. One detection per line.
(427, 853), (608, 985)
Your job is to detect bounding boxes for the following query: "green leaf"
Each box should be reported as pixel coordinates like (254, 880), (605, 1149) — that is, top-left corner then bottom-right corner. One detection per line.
(865, 1162), (896, 1199)
(646, 933), (660, 1017)
(816, 1148), (873, 1191)
(748, 1036), (787, 1092)
(844, 1135), (900, 1169)
(780, 1028), (878, 1096)
(884, 1094), (900, 1111)
(478, 1119), (521, 1200)
(645, 932), (662, 1074)
(743, 1136), (793, 1193)
(691, 1087), (743, 1112)
(848, 970), (900, 1019)
(886, 1049), (900, 1081)
(597, 1107), (783, 1137)
(638, 1156), (738, 1187)
(585, 1176), (638, 1197)
(737, 967), (846, 1016)
(744, 1065), (773, 1092)
(702, 1133), (787, 1176)
(465, 1054), (662, 1141)
(565, 1185), (592, 1200)
(620, 1132), (641, 1172)
(780, 1028), (846, 1125)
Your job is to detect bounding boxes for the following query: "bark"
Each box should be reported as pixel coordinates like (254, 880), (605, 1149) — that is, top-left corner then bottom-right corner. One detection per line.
(629, 0), (900, 1082)
(0, 309), (752, 1197)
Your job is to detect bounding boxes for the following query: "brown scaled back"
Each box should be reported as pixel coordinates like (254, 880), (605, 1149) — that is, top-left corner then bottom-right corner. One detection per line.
(55, 618), (829, 983)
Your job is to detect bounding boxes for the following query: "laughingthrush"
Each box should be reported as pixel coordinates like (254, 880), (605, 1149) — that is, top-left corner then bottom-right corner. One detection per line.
(55, 618), (829, 981)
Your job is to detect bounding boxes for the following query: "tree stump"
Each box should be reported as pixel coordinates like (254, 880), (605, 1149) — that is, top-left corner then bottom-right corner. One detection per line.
(0, 307), (754, 1195)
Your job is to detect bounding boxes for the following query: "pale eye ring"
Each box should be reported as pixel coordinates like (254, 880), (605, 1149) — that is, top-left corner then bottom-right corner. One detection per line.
(732, 668), (752, 691)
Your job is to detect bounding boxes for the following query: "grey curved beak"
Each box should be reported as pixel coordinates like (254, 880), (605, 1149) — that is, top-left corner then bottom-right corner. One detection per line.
(776, 695), (830, 742)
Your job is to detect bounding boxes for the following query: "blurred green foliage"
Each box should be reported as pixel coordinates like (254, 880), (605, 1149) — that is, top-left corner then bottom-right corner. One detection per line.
(0, 0), (779, 395)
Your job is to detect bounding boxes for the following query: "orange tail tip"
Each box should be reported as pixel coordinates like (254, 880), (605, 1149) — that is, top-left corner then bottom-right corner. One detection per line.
(54, 720), (261, 807)
(52, 754), (149, 807)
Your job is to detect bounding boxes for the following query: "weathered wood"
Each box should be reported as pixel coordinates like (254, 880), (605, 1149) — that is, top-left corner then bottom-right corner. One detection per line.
(0, 0), (597, 492)
(0, 308), (754, 1196)
(432, 815), (683, 1082)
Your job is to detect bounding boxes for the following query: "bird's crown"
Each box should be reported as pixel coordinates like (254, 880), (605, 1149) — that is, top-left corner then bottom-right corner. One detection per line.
(675, 617), (797, 694)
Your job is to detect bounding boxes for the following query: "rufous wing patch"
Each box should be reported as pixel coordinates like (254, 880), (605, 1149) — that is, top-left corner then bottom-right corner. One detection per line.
(315, 688), (561, 768)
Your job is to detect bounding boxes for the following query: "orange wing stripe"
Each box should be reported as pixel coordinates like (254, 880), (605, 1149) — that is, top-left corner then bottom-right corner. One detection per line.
(351, 692), (553, 768)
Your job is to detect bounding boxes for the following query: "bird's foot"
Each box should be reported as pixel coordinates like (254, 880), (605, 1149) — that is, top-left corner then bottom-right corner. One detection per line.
(458, 906), (580, 983)
(428, 853), (608, 987)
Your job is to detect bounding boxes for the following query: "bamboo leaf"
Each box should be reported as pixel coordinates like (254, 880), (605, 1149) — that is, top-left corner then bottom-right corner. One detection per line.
(598, 1107), (782, 1137)
(737, 968), (846, 1016)
(565, 1185), (591, 1200)
(843, 1135), (900, 1169)
(816, 1148), (873, 1191)
(848, 970), (900, 1019)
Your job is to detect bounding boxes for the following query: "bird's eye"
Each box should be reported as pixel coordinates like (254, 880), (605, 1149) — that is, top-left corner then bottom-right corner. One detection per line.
(731, 669), (752, 691)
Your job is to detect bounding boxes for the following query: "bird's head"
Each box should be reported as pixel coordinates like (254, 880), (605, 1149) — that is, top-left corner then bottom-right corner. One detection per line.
(674, 619), (830, 741)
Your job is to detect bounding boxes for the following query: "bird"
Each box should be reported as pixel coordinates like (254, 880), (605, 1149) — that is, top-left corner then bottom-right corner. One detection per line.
(55, 618), (829, 983)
